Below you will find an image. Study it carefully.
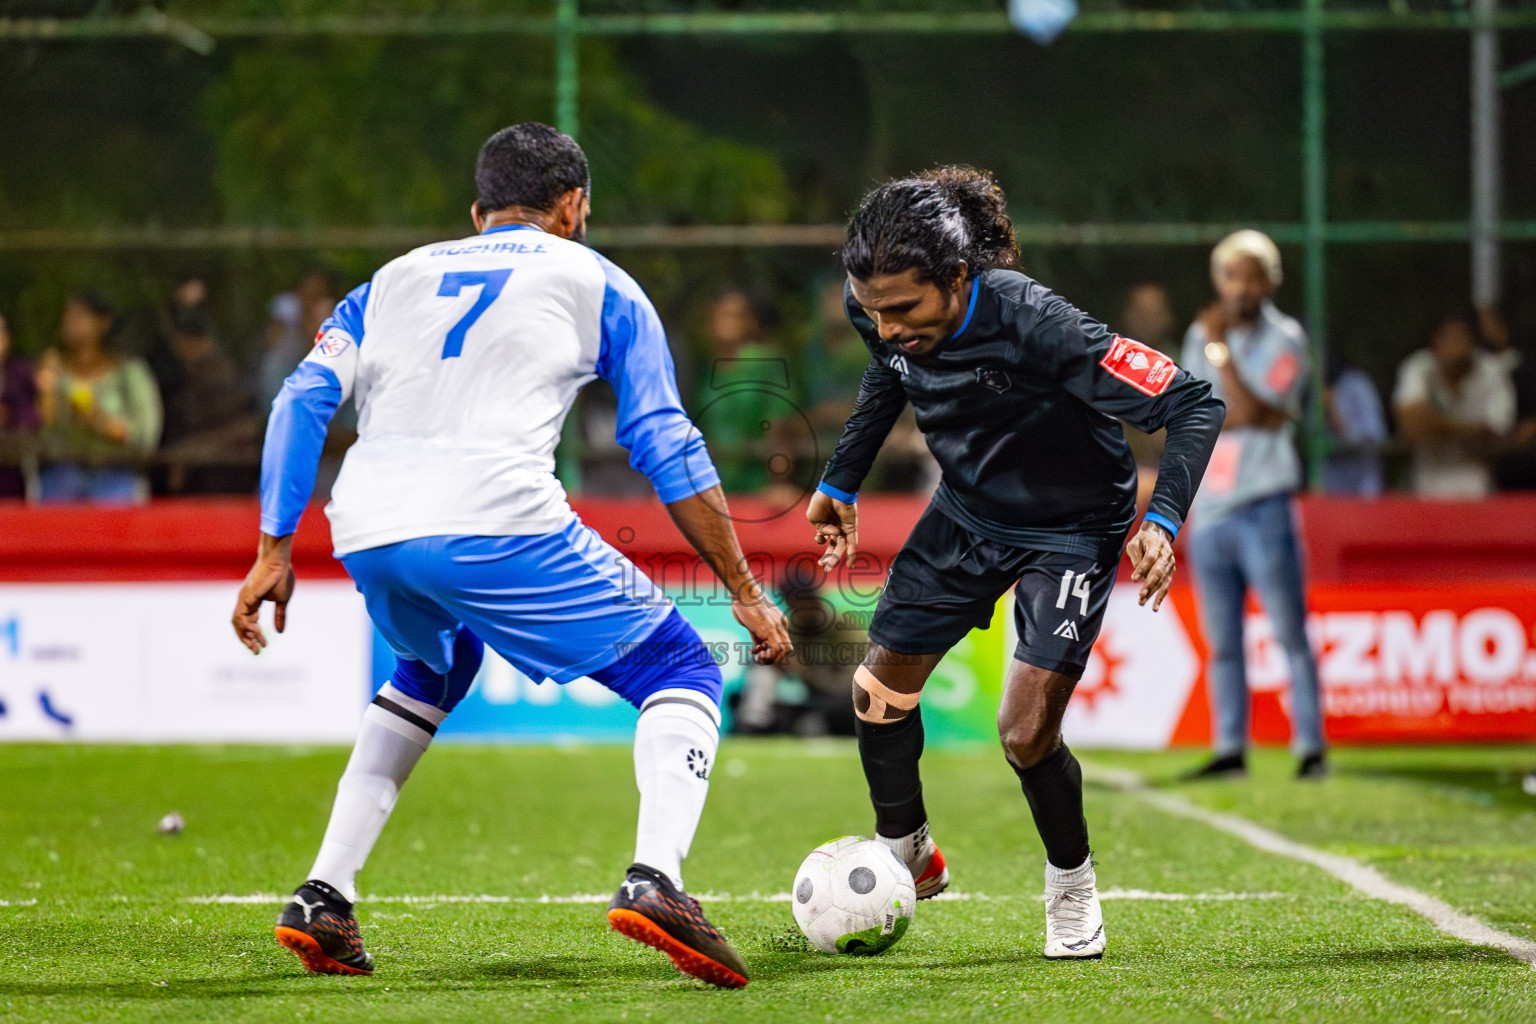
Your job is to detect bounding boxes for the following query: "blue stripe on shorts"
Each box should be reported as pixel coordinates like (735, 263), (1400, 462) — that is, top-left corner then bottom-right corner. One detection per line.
(341, 517), (674, 684)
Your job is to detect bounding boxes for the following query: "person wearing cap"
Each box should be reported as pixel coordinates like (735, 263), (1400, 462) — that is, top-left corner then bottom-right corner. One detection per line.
(35, 291), (163, 503)
(1180, 230), (1326, 780)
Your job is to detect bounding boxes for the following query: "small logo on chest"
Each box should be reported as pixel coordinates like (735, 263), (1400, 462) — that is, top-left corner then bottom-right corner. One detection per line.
(976, 368), (1012, 394)
(889, 353), (909, 376)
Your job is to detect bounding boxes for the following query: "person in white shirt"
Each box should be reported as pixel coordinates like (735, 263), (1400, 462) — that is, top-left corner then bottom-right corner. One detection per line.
(1394, 311), (1516, 498)
(232, 123), (790, 989)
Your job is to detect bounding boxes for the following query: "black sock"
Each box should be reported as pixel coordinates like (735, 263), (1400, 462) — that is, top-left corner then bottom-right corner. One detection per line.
(856, 707), (927, 838)
(1012, 743), (1090, 870)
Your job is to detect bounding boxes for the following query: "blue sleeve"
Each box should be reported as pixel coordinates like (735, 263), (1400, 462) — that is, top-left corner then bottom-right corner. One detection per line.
(594, 257), (720, 502)
(260, 362), (342, 536)
(321, 282), (370, 342)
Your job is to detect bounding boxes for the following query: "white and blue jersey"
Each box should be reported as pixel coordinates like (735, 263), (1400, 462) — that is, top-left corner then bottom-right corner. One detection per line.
(260, 223), (723, 703)
(263, 223), (719, 554)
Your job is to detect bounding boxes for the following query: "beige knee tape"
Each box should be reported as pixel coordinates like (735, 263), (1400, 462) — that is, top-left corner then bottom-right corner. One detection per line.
(854, 666), (923, 723)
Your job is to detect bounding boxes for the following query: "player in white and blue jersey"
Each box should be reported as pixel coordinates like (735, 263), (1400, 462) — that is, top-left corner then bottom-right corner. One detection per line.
(232, 123), (791, 990)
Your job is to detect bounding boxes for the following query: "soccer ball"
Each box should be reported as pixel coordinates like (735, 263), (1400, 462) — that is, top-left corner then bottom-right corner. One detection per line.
(791, 836), (916, 955)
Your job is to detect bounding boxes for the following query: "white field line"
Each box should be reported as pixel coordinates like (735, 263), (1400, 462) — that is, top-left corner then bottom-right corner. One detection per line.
(1088, 765), (1536, 969)
(182, 889), (1281, 906)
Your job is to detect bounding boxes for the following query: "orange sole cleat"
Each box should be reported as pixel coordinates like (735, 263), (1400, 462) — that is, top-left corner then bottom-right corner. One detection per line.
(607, 908), (748, 989)
(913, 844), (950, 900)
(275, 926), (373, 976)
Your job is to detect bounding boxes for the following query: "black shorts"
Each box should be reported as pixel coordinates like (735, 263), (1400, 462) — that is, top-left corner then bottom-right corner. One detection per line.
(867, 504), (1121, 677)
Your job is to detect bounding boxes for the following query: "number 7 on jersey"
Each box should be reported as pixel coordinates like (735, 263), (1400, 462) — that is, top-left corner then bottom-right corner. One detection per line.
(437, 269), (511, 359)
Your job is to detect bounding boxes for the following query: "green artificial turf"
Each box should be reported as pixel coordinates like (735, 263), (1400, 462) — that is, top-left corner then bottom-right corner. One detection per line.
(3, 741), (1535, 1022)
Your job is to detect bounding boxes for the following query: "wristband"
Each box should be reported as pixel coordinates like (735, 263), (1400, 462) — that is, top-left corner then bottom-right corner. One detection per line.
(816, 480), (857, 504)
(1143, 511), (1179, 539)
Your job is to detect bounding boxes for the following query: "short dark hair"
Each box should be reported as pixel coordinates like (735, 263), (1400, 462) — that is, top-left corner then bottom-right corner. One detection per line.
(842, 165), (1020, 284)
(475, 123), (590, 214)
(68, 289), (119, 322)
(171, 305), (214, 339)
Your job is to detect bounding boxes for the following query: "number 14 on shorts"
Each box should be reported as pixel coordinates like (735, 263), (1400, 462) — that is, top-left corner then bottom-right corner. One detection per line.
(1055, 571), (1091, 617)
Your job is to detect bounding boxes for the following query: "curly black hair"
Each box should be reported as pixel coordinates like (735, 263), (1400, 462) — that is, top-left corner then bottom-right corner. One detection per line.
(842, 165), (1020, 284)
(475, 122), (590, 214)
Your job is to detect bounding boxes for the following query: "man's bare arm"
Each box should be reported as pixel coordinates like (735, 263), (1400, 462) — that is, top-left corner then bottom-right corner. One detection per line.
(1397, 402), (1498, 444)
(664, 486), (792, 665)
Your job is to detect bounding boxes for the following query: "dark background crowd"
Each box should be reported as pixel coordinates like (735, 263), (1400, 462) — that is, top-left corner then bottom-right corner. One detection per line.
(1, 265), (1533, 506)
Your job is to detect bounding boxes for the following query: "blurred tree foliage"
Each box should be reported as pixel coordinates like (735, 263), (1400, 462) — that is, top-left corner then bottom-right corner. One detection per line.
(0, 0), (1533, 392)
(204, 39), (789, 228)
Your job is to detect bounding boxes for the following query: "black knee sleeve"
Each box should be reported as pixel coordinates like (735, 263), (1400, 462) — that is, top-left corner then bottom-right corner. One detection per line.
(856, 706), (927, 838)
(1012, 742), (1090, 870)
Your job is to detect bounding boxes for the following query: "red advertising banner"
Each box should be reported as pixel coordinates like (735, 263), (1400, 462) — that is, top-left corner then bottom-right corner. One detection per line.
(1161, 585), (1536, 746)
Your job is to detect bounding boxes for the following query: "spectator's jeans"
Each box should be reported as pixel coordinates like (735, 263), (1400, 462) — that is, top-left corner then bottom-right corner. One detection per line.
(38, 464), (146, 505)
(1187, 493), (1325, 757)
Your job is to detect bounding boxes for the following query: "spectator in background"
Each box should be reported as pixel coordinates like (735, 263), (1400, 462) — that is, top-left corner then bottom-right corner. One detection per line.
(171, 276), (210, 317)
(1481, 307), (1536, 490)
(1181, 230), (1326, 780)
(35, 291), (162, 504)
(1118, 282), (1179, 492)
(1321, 352), (1387, 496)
(0, 311), (40, 498)
(1393, 311), (1514, 498)
(691, 286), (791, 493)
(1119, 281), (1178, 354)
(256, 268), (339, 419)
(803, 278), (873, 439)
(157, 306), (258, 494)
(802, 278), (937, 494)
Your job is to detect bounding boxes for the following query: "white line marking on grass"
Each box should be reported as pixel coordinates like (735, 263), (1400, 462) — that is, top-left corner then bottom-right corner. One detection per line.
(1089, 766), (1536, 968)
(185, 889), (1281, 906)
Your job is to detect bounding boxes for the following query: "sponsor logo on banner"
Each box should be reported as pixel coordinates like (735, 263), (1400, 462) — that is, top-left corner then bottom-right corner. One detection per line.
(0, 583), (370, 742)
(1062, 585), (1202, 748)
(1226, 588), (1536, 743)
(1061, 584), (1536, 747)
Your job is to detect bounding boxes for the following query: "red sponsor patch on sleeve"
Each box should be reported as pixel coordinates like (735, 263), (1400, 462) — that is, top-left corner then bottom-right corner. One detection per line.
(1099, 335), (1177, 397)
(1265, 351), (1300, 395)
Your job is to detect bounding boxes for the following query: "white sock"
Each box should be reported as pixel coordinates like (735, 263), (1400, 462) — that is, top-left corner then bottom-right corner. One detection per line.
(631, 689), (721, 892)
(875, 822), (933, 867)
(307, 683), (446, 902)
(1045, 854), (1095, 892)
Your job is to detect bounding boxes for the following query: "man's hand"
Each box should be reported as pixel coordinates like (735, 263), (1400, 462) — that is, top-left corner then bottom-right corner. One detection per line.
(807, 490), (859, 571)
(1126, 520), (1176, 611)
(232, 533), (296, 654)
(731, 585), (794, 666)
(660, 487), (793, 666)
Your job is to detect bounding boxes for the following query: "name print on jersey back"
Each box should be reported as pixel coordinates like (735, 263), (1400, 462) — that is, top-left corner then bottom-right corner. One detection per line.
(291, 223), (715, 559)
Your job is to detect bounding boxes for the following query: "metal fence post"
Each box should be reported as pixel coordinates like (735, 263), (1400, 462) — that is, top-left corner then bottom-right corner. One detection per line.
(555, 0), (579, 139)
(1303, 0), (1329, 488)
(1471, 0), (1501, 309)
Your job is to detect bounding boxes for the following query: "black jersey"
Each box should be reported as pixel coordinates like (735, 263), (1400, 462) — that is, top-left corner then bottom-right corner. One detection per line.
(820, 269), (1225, 553)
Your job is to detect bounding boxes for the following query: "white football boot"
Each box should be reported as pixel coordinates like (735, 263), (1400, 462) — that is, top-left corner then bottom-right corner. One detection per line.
(1042, 858), (1106, 960)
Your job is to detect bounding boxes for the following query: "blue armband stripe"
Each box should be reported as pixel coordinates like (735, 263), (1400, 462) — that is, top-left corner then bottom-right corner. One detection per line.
(817, 480), (858, 504)
(1143, 511), (1180, 539)
(260, 361), (341, 537)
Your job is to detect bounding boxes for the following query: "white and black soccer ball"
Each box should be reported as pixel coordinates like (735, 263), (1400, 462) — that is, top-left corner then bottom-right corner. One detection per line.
(791, 836), (916, 955)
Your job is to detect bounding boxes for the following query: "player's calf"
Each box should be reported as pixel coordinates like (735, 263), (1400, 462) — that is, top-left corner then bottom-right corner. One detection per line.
(274, 880), (374, 975)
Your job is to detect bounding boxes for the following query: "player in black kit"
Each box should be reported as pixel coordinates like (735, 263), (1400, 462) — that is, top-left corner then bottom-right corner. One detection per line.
(807, 167), (1225, 960)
